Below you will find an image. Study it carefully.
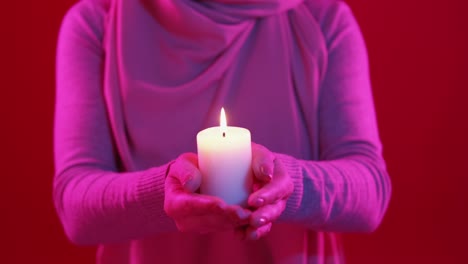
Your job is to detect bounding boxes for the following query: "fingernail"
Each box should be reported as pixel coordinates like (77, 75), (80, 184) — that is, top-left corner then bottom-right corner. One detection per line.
(182, 176), (193, 187)
(237, 209), (250, 220)
(257, 217), (267, 226)
(261, 166), (273, 179)
(255, 198), (264, 207)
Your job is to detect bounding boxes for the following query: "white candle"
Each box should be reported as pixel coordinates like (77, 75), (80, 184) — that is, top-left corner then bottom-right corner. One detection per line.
(196, 108), (253, 206)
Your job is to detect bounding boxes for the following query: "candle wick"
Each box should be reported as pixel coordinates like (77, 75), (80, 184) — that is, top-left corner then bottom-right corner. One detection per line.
(223, 132), (226, 138)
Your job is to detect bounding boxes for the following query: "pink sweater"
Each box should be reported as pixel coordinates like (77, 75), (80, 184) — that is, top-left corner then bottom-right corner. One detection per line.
(54, 0), (391, 263)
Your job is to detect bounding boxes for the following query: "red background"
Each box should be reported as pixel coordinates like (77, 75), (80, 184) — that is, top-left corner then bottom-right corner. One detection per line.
(8, 0), (468, 263)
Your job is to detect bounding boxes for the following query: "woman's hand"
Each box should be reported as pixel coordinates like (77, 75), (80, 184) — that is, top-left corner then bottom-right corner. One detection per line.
(242, 143), (294, 240)
(164, 153), (251, 234)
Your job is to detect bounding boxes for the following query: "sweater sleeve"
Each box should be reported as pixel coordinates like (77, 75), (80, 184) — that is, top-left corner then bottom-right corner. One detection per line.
(278, 1), (391, 232)
(53, 0), (176, 246)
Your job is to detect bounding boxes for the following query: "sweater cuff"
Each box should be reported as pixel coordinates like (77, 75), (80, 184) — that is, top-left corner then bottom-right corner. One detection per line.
(275, 153), (303, 222)
(134, 162), (177, 232)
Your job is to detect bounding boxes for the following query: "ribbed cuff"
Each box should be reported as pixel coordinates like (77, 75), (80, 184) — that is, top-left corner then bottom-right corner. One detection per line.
(134, 162), (177, 232)
(275, 153), (303, 222)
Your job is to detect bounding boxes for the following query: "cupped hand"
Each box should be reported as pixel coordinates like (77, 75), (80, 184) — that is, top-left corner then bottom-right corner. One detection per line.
(164, 153), (251, 234)
(241, 143), (294, 240)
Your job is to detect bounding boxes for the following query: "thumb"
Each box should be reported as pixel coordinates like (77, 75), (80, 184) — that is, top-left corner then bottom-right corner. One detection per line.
(168, 153), (202, 193)
(251, 143), (275, 182)
(183, 169), (202, 193)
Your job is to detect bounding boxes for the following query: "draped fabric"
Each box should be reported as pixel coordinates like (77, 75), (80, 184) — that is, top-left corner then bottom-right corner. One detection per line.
(102, 0), (327, 172)
(54, 0), (390, 263)
(99, 1), (335, 263)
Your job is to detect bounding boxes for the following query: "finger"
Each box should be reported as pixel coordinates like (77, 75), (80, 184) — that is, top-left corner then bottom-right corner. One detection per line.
(165, 192), (226, 218)
(248, 159), (293, 208)
(245, 222), (272, 240)
(249, 200), (286, 228)
(224, 206), (251, 226)
(251, 143), (274, 182)
(182, 171), (202, 193)
(252, 181), (262, 192)
(166, 173), (202, 194)
(166, 153), (202, 193)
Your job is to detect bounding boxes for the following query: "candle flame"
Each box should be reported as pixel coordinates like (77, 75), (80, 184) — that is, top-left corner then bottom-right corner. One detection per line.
(220, 108), (227, 136)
